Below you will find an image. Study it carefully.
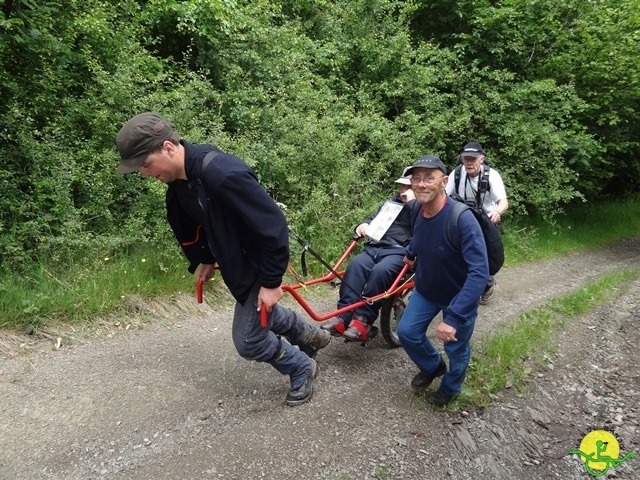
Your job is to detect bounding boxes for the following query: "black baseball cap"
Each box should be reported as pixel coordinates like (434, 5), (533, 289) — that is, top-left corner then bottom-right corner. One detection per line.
(116, 112), (176, 173)
(404, 154), (447, 176)
(460, 141), (485, 157)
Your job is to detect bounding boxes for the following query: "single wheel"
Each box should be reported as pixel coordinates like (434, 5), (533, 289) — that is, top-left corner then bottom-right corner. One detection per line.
(379, 288), (412, 348)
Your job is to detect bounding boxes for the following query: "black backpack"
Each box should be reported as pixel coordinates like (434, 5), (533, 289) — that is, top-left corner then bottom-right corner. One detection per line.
(410, 197), (504, 276)
(447, 194), (504, 275)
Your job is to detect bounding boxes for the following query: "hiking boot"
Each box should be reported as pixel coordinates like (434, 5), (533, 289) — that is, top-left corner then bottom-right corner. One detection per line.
(427, 390), (458, 407)
(411, 358), (447, 391)
(299, 328), (331, 359)
(343, 317), (377, 342)
(321, 317), (347, 336)
(481, 281), (495, 303)
(285, 359), (317, 407)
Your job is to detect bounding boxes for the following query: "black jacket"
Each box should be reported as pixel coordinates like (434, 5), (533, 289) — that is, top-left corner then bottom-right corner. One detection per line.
(166, 141), (290, 304)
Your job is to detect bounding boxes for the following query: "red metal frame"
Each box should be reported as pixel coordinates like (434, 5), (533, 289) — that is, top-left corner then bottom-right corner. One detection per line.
(281, 239), (414, 322)
(196, 239), (415, 326)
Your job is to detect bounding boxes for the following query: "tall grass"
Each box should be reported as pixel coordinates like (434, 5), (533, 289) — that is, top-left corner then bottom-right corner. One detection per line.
(0, 247), (189, 330)
(0, 196), (638, 331)
(502, 195), (640, 265)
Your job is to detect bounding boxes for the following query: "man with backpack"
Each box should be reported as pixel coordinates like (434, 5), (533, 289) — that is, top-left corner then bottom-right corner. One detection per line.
(114, 112), (331, 406)
(397, 154), (489, 406)
(445, 142), (508, 302)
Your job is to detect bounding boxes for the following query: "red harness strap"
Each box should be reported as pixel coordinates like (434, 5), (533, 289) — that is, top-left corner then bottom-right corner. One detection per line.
(348, 319), (369, 341)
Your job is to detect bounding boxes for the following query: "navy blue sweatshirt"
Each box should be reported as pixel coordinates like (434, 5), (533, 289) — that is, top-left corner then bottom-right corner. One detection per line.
(406, 198), (489, 329)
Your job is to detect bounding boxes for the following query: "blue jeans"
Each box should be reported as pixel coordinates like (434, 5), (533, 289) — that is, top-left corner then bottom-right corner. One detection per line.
(397, 289), (477, 398)
(232, 282), (313, 389)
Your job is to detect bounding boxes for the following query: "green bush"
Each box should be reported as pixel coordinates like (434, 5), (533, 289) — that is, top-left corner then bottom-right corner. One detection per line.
(0, 0), (637, 274)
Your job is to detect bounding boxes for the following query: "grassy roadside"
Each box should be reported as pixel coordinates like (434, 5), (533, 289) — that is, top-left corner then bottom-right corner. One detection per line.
(430, 269), (639, 410)
(0, 248), (191, 331)
(503, 196), (640, 265)
(0, 195), (638, 332)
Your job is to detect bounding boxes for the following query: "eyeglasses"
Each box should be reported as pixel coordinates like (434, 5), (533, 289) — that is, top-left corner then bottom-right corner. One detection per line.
(410, 175), (445, 186)
(462, 156), (482, 162)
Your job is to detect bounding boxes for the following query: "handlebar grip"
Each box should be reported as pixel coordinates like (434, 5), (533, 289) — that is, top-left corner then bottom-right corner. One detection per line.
(196, 279), (203, 304)
(260, 307), (268, 327)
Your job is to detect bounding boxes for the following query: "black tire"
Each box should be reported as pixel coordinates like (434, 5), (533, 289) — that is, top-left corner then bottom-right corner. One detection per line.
(379, 288), (412, 348)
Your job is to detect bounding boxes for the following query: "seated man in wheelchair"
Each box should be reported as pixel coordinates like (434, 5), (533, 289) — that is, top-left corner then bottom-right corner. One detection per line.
(321, 169), (415, 342)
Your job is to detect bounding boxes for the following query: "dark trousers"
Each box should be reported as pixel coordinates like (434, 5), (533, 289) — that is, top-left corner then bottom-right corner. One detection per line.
(337, 245), (406, 325)
(232, 281), (315, 389)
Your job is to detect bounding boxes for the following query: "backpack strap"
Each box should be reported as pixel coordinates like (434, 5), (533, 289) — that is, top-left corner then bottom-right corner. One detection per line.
(446, 195), (470, 251)
(410, 199), (422, 231)
(200, 150), (220, 183)
(475, 163), (491, 206)
(454, 164), (463, 195)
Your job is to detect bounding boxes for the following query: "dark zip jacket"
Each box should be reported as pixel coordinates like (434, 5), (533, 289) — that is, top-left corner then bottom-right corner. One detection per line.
(166, 141), (290, 304)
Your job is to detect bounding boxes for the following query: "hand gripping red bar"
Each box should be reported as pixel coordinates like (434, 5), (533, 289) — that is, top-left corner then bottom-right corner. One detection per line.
(196, 278), (203, 303)
(198, 278), (268, 328)
(261, 307), (268, 327)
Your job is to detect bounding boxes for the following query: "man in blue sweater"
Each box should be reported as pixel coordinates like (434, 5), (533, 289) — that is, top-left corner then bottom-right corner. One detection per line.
(397, 154), (489, 406)
(115, 112), (330, 406)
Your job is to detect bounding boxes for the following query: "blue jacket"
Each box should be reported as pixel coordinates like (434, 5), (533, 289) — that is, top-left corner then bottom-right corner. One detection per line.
(166, 141), (290, 304)
(406, 197), (489, 329)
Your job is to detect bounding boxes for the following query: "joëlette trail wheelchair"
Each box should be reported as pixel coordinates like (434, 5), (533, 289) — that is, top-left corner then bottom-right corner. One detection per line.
(281, 230), (414, 347)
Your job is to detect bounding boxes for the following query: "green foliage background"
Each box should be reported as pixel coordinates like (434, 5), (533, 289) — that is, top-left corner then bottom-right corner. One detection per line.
(0, 0), (638, 271)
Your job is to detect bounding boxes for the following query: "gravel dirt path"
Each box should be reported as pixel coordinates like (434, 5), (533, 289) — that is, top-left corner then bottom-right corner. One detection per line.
(1, 238), (639, 480)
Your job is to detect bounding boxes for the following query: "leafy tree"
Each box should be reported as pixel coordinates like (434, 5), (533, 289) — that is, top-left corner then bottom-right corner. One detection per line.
(0, 0), (637, 272)
(410, 0), (640, 196)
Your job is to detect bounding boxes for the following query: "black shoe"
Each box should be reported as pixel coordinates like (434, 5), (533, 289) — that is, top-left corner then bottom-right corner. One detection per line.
(428, 390), (457, 407)
(285, 359), (317, 406)
(320, 317), (347, 337)
(481, 279), (495, 303)
(411, 358), (447, 391)
(299, 329), (331, 358)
